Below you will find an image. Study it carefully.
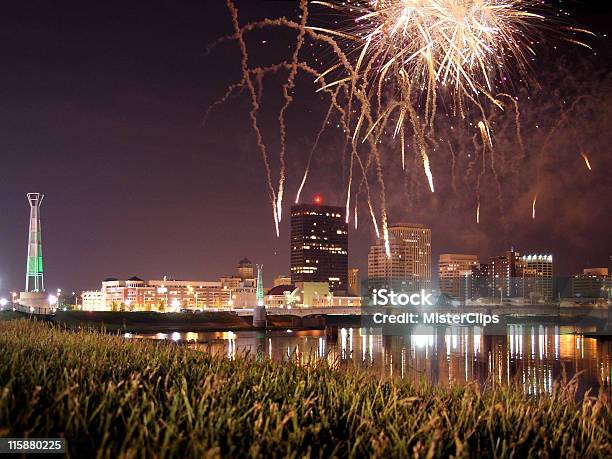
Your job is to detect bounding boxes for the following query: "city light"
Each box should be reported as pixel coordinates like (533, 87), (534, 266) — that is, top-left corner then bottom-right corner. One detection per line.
(0, 298), (7, 308)
(48, 295), (58, 306)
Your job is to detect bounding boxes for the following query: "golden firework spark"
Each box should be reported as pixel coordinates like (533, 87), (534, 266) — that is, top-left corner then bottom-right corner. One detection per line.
(580, 151), (592, 171)
(314, 0), (558, 101)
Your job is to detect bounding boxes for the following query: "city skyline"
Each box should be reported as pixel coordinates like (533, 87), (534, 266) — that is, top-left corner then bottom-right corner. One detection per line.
(0, 1), (611, 294)
(1, 191), (611, 295)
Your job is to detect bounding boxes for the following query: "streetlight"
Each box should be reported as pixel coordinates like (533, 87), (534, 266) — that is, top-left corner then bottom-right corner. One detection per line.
(0, 298), (7, 309)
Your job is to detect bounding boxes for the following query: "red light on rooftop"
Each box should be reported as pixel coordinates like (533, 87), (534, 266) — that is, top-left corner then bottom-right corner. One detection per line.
(314, 195), (322, 204)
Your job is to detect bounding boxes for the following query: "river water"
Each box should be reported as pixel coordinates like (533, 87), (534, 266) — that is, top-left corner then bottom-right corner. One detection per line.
(130, 325), (612, 396)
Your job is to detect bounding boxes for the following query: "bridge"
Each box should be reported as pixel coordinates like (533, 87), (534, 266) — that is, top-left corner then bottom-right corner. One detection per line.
(234, 303), (612, 321)
(234, 306), (363, 317)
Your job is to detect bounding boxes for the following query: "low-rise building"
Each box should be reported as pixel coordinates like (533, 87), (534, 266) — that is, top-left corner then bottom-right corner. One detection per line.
(264, 282), (360, 308)
(81, 290), (105, 311)
(273, 275), (292, 287)
(438, 254), (479, 301)
(572, 268), (612, 298)
(98, 277), (232, 311)
(264, 284), (299, 308)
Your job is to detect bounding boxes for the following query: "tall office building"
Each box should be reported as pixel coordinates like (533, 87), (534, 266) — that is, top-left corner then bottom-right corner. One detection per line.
(487, 250), (554, 301)
(388, 223), (432, 290)
(438, 254), (479, 300)
(490, 250), (522, 298)
(520, 254), (554, 301)
(368, 223), (431, 292)
(290, 200), (348, 293)
(471, 262), (493, 299)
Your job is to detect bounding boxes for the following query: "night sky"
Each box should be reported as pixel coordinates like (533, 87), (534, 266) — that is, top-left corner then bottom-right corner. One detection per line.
(1, 0), (611, 295)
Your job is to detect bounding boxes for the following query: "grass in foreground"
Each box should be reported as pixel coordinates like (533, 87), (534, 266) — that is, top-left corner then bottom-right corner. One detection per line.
(0, 320), (610, 458)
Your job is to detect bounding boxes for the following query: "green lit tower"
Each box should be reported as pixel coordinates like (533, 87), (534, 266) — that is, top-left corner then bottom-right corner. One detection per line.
(25, 193), (44, 292)
(256, 264), (264, 306)
(253, 264), (266, 328)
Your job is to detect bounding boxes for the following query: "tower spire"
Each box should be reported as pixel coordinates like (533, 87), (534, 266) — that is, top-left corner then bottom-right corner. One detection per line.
(256, 264), (264, 306)
(25, 193), (44, 292)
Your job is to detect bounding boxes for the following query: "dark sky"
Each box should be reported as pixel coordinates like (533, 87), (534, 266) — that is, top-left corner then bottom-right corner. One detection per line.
(1, 0), (611, 295)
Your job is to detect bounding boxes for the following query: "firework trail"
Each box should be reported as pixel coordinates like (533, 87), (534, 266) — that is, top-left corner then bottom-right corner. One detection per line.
(534, 94), (593, 215)
(478, 118), (506, 227)
(209, 11), (391, 240)
(227, 0), (280, 236)
(277, 0), (309, 222)
(498, 93), (526, 168)
(203, 80), (244, 127)
(401, 78), (435, 193)
(345, 146), (354, 224)
(354, 147), (381, 237)
(400, 125), (406, 170)
(295, 86), (341, 204)
(448, 140), (457, 194)
(369, 199), (381, 239)
(255, 70), (264, 104)
(422, 152), (434, 193)
(532, 194), (537, 219)
(580, 152), (592, 171)
(470, 125), (486, 224)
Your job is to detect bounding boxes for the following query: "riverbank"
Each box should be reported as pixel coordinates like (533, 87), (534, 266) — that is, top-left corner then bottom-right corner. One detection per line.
(52, 310), (252, 332)
(0, 319), (610, 457)
(47, 310), (330, 332)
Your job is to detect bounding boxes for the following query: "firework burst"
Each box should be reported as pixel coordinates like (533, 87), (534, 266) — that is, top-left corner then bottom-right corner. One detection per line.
(207, 0), (592, 257)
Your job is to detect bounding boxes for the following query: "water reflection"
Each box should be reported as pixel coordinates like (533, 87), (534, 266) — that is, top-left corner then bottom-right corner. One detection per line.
(132, 326), (612, 396)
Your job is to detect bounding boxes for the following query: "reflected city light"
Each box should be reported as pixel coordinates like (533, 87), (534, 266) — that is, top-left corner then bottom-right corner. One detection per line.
(125, 326), (611, 396)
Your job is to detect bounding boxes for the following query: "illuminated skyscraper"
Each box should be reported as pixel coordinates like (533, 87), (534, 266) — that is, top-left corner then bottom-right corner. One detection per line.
(388, 223), (432, 290)
(368, 223), (432, 292)
(490, 250), (522, 298)
(520, 254), (554, 301)
(368, 232), (414, 291)
(290, 199), (348, 293)
(25, 193), (44, 292)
